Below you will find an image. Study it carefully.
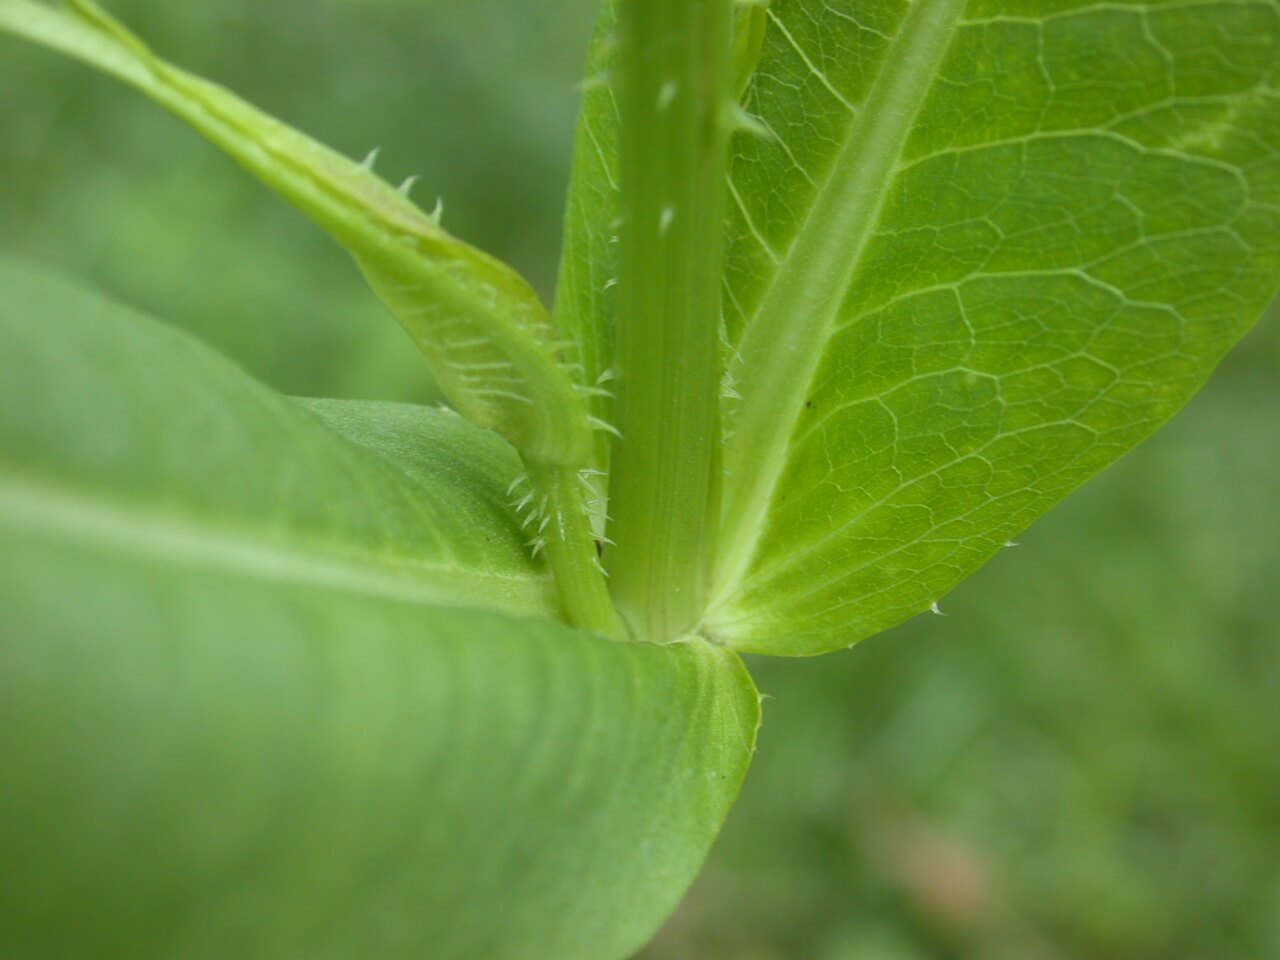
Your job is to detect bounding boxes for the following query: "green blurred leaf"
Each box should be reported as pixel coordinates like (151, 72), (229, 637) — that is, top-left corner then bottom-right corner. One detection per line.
(0, 256), (760, 959)
(0, 255), (555, 619)
(703, 0), (1280, 654)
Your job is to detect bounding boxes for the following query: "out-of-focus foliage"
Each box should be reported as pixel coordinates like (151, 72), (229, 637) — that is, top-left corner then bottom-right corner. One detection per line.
(3, 2), (1276, 957)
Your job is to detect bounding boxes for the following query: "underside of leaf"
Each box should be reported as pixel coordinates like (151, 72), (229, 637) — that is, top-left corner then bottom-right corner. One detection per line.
(701, 0), (1280, 654)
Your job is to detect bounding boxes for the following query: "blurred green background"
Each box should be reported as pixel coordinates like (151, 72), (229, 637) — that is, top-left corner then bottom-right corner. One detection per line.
(2, 2), (1277, 958)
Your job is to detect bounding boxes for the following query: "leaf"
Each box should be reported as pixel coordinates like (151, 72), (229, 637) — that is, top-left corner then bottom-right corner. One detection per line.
(732, 1), (770, 99)
(0, 0), (593, 468)
(705, 0), (1280, 654)
(0, 256), (760, 959)
(554, 4), (623, 475)
(0, 536), (759, 960)
(0, 0), (621, 635)
(0, 255), (554, 619)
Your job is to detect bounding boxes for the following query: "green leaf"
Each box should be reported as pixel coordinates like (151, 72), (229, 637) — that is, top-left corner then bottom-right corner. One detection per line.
(0, 256), (760, 958)
(554, 4), (622, 476)
(0, 0), (621, 634)
(0, 256), (553, 619)
(0, 0), (587, 463)
(732, 2), (770, 101)
(706, 0), (1280, 654)
(0, 536), (759, 960)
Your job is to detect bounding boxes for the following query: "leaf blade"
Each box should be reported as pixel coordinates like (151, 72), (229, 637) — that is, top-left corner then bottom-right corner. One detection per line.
(0, 0), (592, 464)
(0, 255), (556, 619)
(554, 5), (623, 476)
(0, 527), (758, 960)
(708, 0), (1280, 654)
(714, 0), (969, 592)
(0, 256), (760, 958)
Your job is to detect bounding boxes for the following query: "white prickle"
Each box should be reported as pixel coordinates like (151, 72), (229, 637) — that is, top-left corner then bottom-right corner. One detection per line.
(578, 70), (611, 93)
(728, 103), (772, 139)
(587, 415), (622, 438)
(720, 370), (743, 400)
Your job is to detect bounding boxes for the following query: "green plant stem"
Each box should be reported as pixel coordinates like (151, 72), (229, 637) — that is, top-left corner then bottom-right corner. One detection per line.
(605, 0), (733, 642)
(524, 457), (623, 638)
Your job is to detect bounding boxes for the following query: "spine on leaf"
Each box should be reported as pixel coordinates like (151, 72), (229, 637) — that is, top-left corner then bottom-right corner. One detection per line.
(0, 0), (621, 636)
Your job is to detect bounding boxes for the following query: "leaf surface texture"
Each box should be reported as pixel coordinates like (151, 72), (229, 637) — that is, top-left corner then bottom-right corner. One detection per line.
(0, 256), (554, 618)
(0, 256), (760, 959)
(711, 0), (1280, 653)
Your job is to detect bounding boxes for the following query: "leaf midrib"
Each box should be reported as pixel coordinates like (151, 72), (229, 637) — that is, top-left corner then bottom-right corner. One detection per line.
(710, 0), (967, 615)
(0, 473), (557, 618)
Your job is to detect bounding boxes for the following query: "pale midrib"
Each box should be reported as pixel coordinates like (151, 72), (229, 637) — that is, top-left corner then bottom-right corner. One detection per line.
(710, 0), (967, 613)
(0, 474), (556, 618)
